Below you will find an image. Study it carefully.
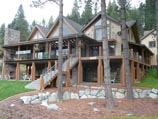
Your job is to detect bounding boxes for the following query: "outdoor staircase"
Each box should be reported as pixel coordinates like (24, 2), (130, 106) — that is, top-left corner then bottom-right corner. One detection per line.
(25, 56), (78, 90)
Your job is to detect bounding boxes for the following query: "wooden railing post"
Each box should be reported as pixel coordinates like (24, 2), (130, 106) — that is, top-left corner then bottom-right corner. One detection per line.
(39, 74), (44, 91)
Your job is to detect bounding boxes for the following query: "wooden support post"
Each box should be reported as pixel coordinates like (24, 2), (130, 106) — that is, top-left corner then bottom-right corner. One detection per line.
(121, 59), (126, 86)
(31, 62), (36, 80)
(48, 42), (51, 59)
(39, 74), (44, 91)
(68, 40), (70, 57)
(47, 61), (51, 72)
(33, 44), (35, 59)
(66, 40), (71, 87)
(18, 46), (20, 59)
(78, 60), (83, 84)
(16, 62), (20, 80)
(2, 63), (7, 79)
(137, 63), (140, 80)
(97, 46), (103, 85)
(130, 60), (135, 83)
(55, 60), (58, 70)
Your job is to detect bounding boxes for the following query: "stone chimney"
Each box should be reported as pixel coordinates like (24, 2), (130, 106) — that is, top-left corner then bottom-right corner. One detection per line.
(4, 28), (20, 45)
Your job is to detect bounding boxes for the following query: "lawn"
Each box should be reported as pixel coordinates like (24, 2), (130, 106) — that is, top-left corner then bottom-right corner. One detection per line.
(0, 80), (33, 101)
(134, 69), (158, 88)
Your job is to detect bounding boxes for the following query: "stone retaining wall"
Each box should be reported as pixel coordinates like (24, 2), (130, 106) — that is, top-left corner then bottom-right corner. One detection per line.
(20, 88), (158, 105)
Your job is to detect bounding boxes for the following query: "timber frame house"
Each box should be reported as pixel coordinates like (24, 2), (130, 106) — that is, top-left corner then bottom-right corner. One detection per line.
(1, 13), (154, 89)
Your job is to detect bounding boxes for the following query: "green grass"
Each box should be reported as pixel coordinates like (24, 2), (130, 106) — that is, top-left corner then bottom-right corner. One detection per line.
(100, 117), (158, 119)
(0, 80), (33, 101)
(134, 69), (158, 88)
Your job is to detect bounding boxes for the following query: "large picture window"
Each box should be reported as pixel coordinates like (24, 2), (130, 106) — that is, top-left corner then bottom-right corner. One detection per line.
(95, 28), (102, 41)
(53, 25), (70, 37)
(95, 27), (110, 41)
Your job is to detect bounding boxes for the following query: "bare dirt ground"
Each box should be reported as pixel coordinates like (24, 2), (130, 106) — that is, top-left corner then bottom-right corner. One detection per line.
(0, 87), (158, 119)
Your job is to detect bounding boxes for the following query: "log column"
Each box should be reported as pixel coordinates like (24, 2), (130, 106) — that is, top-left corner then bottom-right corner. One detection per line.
(2, 49), (7, 79)
(16, 62), (20, 80)
(136, 63), (140, 80)
(33, 44), (35, 59)
(66, 40), (71, 87)
(31, 62), (36, 80)
(47, 61), (51, 72)
(130, 60), (135, 83)
(78, 43), (83, 84)
(121, 58), (126, 86)
(97, 46), (103, 85)
(48, 42), (52, 59)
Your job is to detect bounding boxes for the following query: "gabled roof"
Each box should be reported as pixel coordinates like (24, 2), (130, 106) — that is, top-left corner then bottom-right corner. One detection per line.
(46, 16), (83, 37)
(126, 20), (136, 28)
(82, 11), (120, 31)
(140, 29), (155, 41)
(27, 25), (49, 40)
(126, 20), (140, 43)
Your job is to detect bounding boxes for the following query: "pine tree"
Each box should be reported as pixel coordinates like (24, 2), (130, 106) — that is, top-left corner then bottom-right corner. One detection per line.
(67, 0), (81, 24)
(144, 0), (155, 30)
(30, 20), (37, 31)
(0, 24), (5, 46)
(8, 4), (30, 41)
(107, 0), (120, 21)
(80, 0), (94, 25)
(48, 16), (54, 29)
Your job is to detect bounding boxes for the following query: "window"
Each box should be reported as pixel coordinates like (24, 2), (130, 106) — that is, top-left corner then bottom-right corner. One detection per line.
(95, 28), (102, 40)
(33, 32), (42, 39)
(95, 27), (110, 41)
(109, 44), (115, 56)
(95, 19), (110, 26)
(149, 41), (156, 48)
(53, 25), (70, 37)
(90, 46), (99, 56)
(95, 19), (101, 26)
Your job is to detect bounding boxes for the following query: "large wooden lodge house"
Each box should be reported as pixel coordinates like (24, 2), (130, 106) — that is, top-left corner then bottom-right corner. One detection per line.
(1, 12), (154, 89)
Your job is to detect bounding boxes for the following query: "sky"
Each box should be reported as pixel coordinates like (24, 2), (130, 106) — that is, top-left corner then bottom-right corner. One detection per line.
(0, 0), (145, 26)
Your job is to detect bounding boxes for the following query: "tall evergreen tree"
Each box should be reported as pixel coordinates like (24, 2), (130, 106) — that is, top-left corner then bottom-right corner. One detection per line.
(80, 0), (94, 25)
(144, 0), (155, 30)
(107, 0), (120, 21)
(8, 4), (30, 41)
(48, 16), (54, 29)
(67, 0), (81, 24)
(30, 20), (37, 31)
(129, 7), (143, 36)
(42, 18), (46, 27)
(0, 24), (5, 46)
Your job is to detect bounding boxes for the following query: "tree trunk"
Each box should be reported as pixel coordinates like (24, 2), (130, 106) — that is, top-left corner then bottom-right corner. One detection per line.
(120, 0), (134, 100)
(101, 0), (114, 109)
(156, 0), (158, 77)
(57, 0), (63, 102)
